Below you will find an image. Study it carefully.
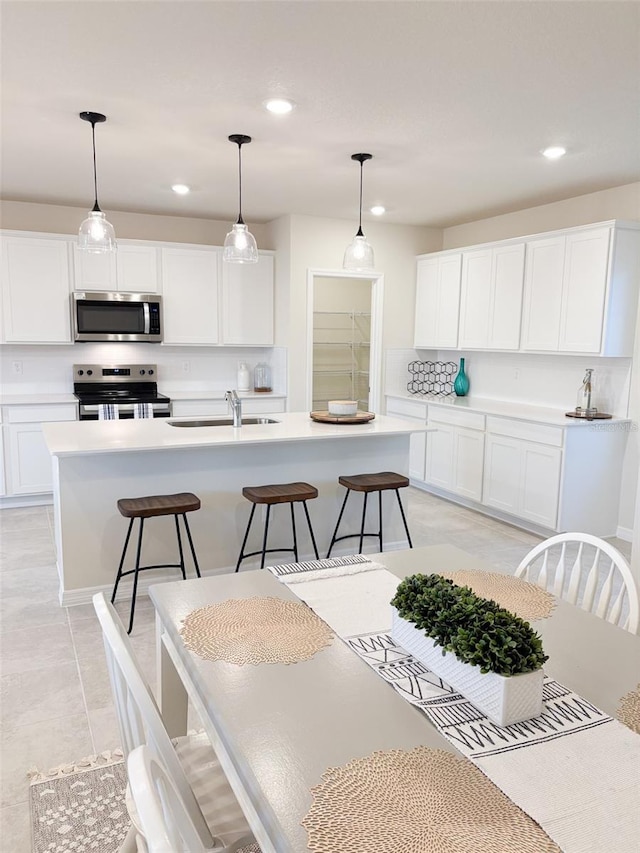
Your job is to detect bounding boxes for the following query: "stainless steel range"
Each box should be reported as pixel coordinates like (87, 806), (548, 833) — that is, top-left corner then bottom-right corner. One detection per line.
(73, 364), (171, 420)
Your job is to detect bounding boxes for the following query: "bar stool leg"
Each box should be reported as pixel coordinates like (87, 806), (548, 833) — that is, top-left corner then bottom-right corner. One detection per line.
(182, 513), (201, 578)
(235, 503), (257, 572)
(111, 518), (134, 604)
(302, 501), (319, 559)
(290, 503), (299, 562)
(359, 492), (369, 554)
(174, 515), (187, 580)
(326, 489), (350, 558)
(127, 518), (145, 635)
(395, 489), (413, 548)
(260, 505), (272, 569)
(378, 490), (383, 552)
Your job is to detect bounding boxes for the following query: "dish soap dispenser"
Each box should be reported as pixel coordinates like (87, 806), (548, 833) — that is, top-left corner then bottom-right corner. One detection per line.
(237, 361), (250, 392)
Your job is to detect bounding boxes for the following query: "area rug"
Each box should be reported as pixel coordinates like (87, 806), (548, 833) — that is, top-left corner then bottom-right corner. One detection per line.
(29, 751), (129, 853)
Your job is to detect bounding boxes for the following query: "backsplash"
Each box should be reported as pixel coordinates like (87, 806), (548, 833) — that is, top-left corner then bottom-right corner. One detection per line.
(386, 348), (633, 417)
(0, 344), (288, 396)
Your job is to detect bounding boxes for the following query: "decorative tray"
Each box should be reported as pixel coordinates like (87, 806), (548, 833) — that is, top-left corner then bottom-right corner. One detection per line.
(310, 411), (375, 424)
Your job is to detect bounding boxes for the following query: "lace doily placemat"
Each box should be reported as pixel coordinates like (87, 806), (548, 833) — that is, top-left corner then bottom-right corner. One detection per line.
(302, 746), (559, 853)
(617, 682), (640, 734)
(180, 596), (333, 665)
(438, 570), (555, 620)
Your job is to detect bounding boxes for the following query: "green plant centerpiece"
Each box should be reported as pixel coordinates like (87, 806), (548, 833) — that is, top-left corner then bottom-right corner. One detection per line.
(390, 573), (548, 726)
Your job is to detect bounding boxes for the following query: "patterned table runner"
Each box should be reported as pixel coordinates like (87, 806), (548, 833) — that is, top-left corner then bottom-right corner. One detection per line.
(269, 557), (640, 853)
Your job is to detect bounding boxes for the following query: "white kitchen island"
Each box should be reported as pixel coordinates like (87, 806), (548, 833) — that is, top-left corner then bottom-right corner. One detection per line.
(42, 412), (424, 605)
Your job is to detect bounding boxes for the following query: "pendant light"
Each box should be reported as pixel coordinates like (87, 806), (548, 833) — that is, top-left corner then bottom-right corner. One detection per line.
(223, 134), (258, 264)
(78, 111), (116, 253)
(343, 152), (374, 271)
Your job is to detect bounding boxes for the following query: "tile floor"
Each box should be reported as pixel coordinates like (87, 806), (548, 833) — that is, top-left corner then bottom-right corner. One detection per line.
(0, 490), (632, 852)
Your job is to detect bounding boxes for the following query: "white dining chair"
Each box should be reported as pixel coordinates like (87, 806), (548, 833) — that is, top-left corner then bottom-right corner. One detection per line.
(127, 744), (260, 853)
(515, 532), (639, 633)
(93, 592), (258, 853)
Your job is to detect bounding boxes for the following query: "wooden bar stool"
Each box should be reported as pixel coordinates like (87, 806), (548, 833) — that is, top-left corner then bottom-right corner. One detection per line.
(112, 492), (202, 633)
(326, 472), (413, 557)
(236, 482), (320, 571)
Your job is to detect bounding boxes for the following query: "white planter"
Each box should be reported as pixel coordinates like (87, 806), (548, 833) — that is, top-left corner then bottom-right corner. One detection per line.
(391, 607), (544, 727)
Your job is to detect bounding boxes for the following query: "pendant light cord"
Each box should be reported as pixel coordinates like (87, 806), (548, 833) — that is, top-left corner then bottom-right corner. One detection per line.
(236, 142), (244, 225)
(91, 120), (101, 213)
(357, 159), (364, 235)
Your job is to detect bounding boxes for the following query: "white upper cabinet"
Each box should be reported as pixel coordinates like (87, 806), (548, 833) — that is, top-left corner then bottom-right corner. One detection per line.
(520, 235), (566, 351)
(161, 247), (220, 345)
(414, 253), (462, 348)
(116, 243), (160, 293)
(521, 224), (640, 355)
(1, 236), (72, 343)
(221, 253), (274, 345)
(458, 243), (525, 349)
(73, 240), (159, 293)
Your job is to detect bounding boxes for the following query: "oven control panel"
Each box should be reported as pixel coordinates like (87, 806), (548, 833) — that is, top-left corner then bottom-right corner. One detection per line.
(73, 364), (157, 382)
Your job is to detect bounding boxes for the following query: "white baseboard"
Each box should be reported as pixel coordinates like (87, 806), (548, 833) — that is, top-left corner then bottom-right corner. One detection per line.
(1, 494), (53, 509)
(616, 526), (634, 543)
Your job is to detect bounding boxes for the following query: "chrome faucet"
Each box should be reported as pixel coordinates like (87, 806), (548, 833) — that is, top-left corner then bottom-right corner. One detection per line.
(225, 390), (242, 427)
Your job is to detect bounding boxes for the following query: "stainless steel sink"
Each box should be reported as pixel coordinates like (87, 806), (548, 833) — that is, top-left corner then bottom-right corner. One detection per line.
(167, 417), (280, 428)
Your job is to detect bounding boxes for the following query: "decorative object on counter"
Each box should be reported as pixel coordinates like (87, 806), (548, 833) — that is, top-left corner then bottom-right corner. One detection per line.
(328, 400), (358, 416)
(236, 361), (251, 392)
(223, 134), (258, 264)
(180, 596), (333, 665)
(406, 360), (458, 396)
(301, 746), (560, 853)
(253, 361), (272, 392)
(565, 368), (612, 420)
(453, 356), (470, 396)
(391, 574), (547, 726)
(310, 410), (375, 424)
(343, 153), (375, 271)
(78, 111), (116, 253)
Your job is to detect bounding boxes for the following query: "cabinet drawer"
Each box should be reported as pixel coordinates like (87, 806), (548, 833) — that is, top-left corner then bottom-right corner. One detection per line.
(427, 406), (485, 431)
(386, 397), (428, 420)
(6, 404), (77, 424)
(485, 416), (563, 447)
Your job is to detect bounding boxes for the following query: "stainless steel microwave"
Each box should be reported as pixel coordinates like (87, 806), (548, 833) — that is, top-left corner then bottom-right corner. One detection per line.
(72, 292), (162, 343)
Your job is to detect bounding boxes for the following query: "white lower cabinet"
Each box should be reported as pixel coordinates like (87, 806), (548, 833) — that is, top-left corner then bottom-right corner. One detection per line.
(4, 404), (77, 495)
(385, 397), (427, 481)
(425, 409), (485, 502)
(0, 425), (5, 496)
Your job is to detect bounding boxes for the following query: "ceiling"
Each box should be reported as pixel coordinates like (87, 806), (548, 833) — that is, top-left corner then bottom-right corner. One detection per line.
(1, 1), (639, 228)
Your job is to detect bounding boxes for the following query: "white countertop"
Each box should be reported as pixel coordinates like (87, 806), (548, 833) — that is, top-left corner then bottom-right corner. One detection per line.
(0, 393), (78, 406)
(386, 392), (630, 427)
(42, 411), (424, 457)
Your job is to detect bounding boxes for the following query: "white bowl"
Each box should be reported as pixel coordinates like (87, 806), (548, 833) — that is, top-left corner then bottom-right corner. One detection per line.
(328, 400), (358, 416)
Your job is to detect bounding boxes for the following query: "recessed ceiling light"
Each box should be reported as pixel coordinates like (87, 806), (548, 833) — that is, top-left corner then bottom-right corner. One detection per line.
(541, 146), (566, 160)
(263, 98), (295, 115)
(370, 205), (386, 216)
(171, 184), (190, 195)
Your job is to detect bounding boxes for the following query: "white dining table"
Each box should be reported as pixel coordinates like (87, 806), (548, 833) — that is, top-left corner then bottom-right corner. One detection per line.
(149, 544), (640, 853)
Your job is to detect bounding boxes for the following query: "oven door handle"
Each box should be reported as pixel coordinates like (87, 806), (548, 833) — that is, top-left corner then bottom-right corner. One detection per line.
(143, 302), (150, 335)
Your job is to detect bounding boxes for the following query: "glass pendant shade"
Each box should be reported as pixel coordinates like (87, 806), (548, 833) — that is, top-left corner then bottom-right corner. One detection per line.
(78, 210), (116, 253)
(343, 232), (375, 271)
(223, 222), (258, 263)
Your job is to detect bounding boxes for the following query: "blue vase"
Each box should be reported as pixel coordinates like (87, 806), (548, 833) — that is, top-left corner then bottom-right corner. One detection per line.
(453, 358), (469, 397)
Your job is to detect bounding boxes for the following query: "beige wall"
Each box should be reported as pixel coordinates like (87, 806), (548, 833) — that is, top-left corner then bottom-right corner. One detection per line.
(0, 199), (274, 248)
(442, 182), (640, 537)
(270, 214), (441, 409)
